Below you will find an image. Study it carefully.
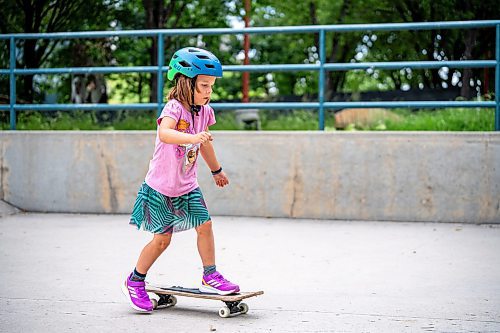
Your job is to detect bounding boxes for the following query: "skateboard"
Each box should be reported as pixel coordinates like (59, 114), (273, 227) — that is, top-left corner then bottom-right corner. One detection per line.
(146, 284), (264, 318)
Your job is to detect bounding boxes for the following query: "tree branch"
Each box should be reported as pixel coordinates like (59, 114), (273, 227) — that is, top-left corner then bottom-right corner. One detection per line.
(171, 1), (188, 28)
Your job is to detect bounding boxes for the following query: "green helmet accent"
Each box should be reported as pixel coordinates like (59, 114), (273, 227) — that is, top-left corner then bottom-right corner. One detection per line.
(167, 47), (223, 81)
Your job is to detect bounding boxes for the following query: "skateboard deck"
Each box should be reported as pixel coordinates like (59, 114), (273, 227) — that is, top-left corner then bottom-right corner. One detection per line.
(146, 284), (264, 318)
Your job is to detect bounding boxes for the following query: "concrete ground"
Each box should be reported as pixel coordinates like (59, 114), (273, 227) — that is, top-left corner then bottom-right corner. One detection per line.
(0, 213), (499, 333)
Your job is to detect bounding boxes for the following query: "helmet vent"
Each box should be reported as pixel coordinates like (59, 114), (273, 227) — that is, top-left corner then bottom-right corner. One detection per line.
(197, 55), (210, 59)
(178, 61), (191, 68)
(205, 64), (215, 69)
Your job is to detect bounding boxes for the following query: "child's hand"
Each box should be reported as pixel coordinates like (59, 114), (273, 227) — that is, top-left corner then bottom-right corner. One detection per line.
(213, 171), (229, 188)
(191, 131), (212, 144)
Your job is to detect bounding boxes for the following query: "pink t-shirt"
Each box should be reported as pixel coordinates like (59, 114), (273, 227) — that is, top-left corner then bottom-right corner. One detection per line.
(145, 99), (216, 197)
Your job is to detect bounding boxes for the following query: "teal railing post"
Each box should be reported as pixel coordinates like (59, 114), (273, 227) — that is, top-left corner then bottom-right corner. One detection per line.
(157, 33), (165, 117)
(9, 37), (16, 130)
(318, 29), (326, 130)
(496, 24), (500, 131)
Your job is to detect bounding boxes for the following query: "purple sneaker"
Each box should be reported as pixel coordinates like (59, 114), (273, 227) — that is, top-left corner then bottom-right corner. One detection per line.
(200, 271), (240, 295)
(121, 273), (153, 312)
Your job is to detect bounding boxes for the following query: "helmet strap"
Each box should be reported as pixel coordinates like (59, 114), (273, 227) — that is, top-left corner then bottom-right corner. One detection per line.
(190, 77), (201, 116)
(190, 104), (201, 116)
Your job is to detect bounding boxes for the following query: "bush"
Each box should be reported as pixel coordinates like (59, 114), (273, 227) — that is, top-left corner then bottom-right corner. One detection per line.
(0, 107), (495, 131)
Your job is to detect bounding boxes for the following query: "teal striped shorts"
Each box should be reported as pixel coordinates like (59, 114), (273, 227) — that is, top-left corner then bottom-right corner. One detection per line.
(129, 182), (211, 234)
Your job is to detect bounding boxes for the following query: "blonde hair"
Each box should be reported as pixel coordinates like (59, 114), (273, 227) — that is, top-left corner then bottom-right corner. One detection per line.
(167, 75), (194, 109)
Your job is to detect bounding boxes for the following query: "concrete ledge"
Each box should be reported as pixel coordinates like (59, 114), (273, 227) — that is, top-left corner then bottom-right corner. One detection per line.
(0, 200), (21, 218)
(1, 131), (499, 223)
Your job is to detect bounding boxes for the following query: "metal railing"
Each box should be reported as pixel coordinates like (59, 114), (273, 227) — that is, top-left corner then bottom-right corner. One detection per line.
(1, 20), (499, 130)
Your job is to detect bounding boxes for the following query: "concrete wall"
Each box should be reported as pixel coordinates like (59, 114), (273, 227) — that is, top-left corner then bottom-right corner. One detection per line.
(1, 131), (499, 223)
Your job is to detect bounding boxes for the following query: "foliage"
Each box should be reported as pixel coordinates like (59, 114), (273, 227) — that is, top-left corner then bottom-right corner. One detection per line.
(1, 107), (493, 132)
(381, 108), (495, 131)
(0, 0), (499, 132)
(356, 0), (500, 98)
(258, 110), (335, 130)
(0, 0), (121, 102)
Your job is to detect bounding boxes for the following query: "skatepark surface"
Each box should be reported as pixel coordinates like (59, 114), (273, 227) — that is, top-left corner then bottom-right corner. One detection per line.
(1, 212), (499, 332)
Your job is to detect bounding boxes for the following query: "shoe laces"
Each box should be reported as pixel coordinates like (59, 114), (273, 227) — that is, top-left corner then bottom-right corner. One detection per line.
(134, 286), (148, 299)
(212, 272), (229, 284)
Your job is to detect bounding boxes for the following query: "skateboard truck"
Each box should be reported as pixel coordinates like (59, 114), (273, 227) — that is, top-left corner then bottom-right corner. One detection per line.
(155, 294), (178, 308)
(220, 301), (249, 318)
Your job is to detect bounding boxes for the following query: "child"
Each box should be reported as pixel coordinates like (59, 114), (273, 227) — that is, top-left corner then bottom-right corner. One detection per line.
(122, 47), (239, 313)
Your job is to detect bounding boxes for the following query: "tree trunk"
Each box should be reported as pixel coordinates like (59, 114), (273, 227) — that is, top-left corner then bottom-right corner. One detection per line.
(150, 39), (159, 103)
(309, 1), (319, 52)
(460, 29), (477, 99)
(427, 2), (441, 89)
(144, 0), (158, 103)
(326, 0), (350, 100)
(21, 2), (36, 102)
(22, 40), (37, 102)
(143, 0), (179, 103)
(19, 1), (64, 102)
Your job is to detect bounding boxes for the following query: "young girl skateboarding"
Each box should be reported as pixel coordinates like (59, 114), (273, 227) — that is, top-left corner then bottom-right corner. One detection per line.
(122, 47), (239, 313)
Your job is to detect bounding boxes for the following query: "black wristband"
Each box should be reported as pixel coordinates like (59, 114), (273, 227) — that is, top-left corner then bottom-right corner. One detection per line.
(211, 167), (222, 175)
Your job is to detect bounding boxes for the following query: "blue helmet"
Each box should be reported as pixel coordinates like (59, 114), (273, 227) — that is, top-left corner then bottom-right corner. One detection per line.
(167, 47), (223, 81)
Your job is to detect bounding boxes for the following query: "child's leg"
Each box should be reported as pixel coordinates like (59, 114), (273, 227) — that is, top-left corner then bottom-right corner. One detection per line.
(196, 220), (240, 295)
(135, 232), (173, 274)
(122, 233), (172, 312)
(195, 220), (215, 267)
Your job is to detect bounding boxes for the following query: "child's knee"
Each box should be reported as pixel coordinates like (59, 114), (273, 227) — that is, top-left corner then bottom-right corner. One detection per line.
(196, 220), (212, 235)
(153, 234), (172, 251)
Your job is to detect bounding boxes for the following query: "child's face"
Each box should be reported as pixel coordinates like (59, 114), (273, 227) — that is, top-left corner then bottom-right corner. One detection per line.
(194, 75), (216, 105)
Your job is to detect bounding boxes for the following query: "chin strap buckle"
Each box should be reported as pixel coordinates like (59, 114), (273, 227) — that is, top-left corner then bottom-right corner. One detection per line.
(190, 104), (201, 116)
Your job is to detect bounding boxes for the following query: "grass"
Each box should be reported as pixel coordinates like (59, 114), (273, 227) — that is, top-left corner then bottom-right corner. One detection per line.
(0, 107), (495, 131)
(259, 110), (336, 130)
(382, 108), (495, 131)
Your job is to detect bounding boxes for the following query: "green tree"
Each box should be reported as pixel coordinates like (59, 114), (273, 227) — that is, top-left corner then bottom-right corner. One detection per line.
(120, 0), (238, 102)
(244, 0), (377, 100)
(242, 0), (499, 101)
(2, 0), (498, 111)
(0, 0), (120, 103)
(346, 0), (500, 98)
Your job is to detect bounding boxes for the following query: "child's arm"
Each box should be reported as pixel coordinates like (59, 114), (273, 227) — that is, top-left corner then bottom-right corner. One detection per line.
(158, 117), (212, 145)
(200, 128), (229, 188)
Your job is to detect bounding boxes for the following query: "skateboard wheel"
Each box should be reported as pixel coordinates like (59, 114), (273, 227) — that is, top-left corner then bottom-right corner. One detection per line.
(168, 295), (177, 306)
(218, 306), (230, 318)
(147, 292), (159, 309)
(151, 298), (158, 310)
(238, 302), (249, 314)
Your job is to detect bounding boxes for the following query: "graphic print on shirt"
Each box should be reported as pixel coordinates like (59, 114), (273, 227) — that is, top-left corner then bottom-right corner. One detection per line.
(176, 119), (190, 132)
(174, 118), (200, 173)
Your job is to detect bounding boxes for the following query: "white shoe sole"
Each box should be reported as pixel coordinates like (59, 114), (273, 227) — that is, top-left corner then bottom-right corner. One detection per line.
(199, 284), (239, 295)
(121, 281), (153, 313)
